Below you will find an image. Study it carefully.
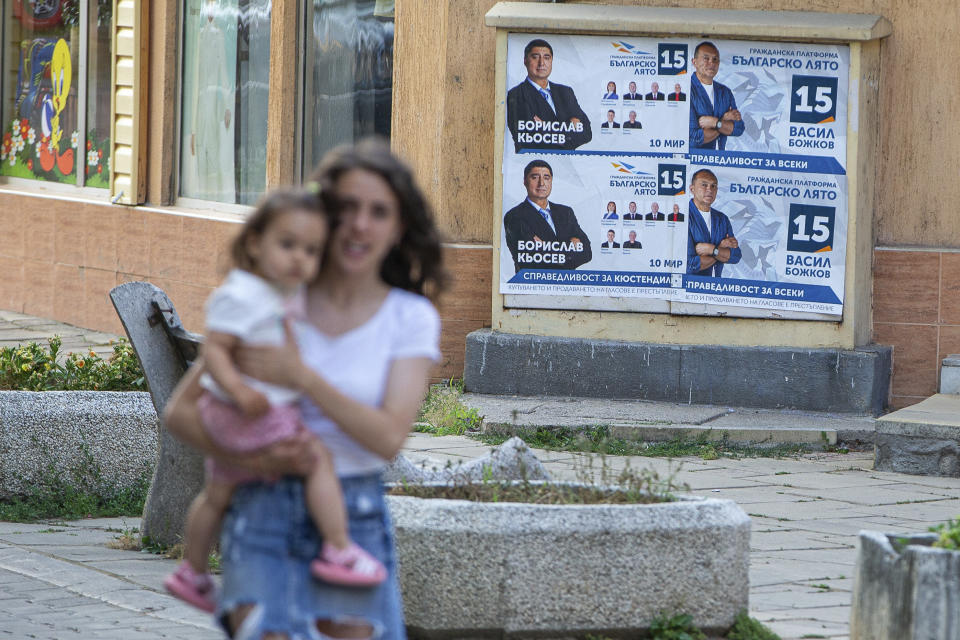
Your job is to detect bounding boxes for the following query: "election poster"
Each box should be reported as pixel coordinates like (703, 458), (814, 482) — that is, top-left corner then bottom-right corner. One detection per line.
(499, 32), (850, 318)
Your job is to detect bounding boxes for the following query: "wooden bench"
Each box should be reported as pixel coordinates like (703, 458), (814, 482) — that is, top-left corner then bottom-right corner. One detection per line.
(109, 282), (205, 546)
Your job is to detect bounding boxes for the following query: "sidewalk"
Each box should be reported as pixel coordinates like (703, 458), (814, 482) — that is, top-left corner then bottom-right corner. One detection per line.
(0, 311), (958, 638)
(1, 433), (958, 639)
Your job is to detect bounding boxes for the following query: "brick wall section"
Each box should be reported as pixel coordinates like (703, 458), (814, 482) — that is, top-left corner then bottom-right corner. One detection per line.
(872, 248), (960, 409)
(0, 192), (490, 381)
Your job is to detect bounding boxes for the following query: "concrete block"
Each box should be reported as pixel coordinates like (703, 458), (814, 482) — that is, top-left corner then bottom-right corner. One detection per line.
(465, 330), (892, 415)
(0, 391), (158, 499)
(851, 531), (960, 640)
(388, 490), (750, 638)
(940, 355), (960, 394)
(874, 394), (960, 477)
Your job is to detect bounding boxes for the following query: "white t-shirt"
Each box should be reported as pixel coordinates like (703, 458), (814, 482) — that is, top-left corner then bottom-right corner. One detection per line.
(298, 288), (441, 476)
(200, 269), (303, 406)
(697, 207), (712, 230)
(702, 81), (715, 106)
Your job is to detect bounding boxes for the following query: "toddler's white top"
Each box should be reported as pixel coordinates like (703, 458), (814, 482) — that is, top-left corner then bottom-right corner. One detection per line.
(200, 269), (303, 406)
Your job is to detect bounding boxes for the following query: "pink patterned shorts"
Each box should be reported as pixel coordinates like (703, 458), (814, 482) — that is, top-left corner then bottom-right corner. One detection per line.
(198, 392), (301, 484)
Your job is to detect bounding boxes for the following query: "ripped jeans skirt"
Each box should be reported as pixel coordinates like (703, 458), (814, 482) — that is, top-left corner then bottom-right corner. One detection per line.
(218, 474), (405, 640)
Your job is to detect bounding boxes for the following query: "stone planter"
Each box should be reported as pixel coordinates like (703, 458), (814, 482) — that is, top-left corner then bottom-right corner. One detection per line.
(387, 486), (750, 639)
(851, 531), (960, 640)
(0, 391), (158, 499)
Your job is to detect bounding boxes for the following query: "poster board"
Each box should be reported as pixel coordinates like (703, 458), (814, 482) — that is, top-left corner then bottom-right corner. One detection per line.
(498, 33), (850, 319)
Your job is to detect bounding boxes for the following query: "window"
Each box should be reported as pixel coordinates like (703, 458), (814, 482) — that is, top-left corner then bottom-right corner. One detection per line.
(1, 0), (113, 187)
(301, 0), (393, 176)
(179, 0), (270, 205)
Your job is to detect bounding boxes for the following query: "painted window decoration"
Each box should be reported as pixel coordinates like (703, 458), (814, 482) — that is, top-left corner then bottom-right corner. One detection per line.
(179, 0), (271, 205)
(1, 0), (112, 187)
(301, 0), (394, 177)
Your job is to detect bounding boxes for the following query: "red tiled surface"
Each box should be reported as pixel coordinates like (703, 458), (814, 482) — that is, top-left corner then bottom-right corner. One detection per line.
(873, 249), (960, 409)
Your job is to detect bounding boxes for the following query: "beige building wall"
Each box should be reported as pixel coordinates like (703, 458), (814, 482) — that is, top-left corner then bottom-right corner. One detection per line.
(393, 0), (960, 249)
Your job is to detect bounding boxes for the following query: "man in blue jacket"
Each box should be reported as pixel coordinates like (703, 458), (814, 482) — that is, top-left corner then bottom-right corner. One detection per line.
(686, 169), (741, 277)
(689, 42), (744, 150)
(507, 39), (592, 152)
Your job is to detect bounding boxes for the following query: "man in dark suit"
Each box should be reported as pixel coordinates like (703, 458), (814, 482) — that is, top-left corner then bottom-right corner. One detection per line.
(600, 110), (620, 129)
(623, 201), (642, 220)
(668, 83), (686, 101)
(668, 203), (685, 222)
(506, 39), (592, 152)
(623, 81), (642, 101)
(645, 202), (665, 221)
(645, 82), (665, 101)
(503, 159), (592, 274)
(624, 230), (642, 249)
(601, 229), (620, 249)
(623, 110), (642, 129)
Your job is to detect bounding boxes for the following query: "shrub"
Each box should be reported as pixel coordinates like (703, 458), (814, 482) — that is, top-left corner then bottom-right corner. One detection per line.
(0, 336), (145, 391)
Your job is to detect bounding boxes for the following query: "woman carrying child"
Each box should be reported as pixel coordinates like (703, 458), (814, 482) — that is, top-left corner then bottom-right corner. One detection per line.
(164, 139), (446, 640)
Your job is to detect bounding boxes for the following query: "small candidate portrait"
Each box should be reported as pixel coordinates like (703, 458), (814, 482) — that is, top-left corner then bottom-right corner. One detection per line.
(602, 81), (618, 100)
(623, 201), (642, 220)
(687, 168), (742, 277)
(689, 41), (744, 150)
(603, 201), (619, 220)
(601, 229), (620, 249)
(645, 82), (665, 101)
(600, 109), (620, 129)
(624, 230), (643, 249)
(507, 39), (592, 152)
(669, 83), (686, 102)
(668, 203), (685, 222)
(645, 202), (665, 221)
(623, 81), (642, 101)
(623, 110), (642, 129)
(503, 159), (593, 274)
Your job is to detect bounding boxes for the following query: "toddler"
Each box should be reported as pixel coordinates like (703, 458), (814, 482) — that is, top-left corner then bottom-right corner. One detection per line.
(164, 187), (386, 613)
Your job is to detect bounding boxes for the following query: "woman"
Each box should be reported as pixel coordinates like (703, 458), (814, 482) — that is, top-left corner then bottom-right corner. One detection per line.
(164, 139), (446, 640)
(602, 81), (618, 100)
(603, 201), (618, 220)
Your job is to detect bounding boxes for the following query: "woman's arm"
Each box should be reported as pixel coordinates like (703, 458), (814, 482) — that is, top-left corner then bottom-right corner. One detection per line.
(234, 325), (432, 460)
(298, 356), (434, 460)
(162, 359), (316, 475)
(203, 332), (270, 417)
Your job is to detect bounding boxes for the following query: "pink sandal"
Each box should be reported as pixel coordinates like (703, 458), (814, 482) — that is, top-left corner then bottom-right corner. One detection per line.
(163, 561), (217, 613)
(310, 542), (387, 587)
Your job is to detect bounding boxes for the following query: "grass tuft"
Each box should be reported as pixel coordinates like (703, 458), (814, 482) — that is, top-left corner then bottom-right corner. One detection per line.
(471, 426), (819, 460)
(416, 379), (483, 436)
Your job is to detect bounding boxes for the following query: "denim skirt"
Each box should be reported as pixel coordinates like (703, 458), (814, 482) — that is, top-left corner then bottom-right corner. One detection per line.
(218, 474), (405, 639)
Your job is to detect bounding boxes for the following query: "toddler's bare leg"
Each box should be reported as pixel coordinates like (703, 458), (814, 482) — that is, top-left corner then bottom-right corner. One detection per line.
(183, 478), (235, 573)
(305, 440), (350, 549)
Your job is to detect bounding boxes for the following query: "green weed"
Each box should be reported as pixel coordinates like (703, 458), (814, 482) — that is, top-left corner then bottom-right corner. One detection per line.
(0, 440), (150, 522)
(930, 516), (960, 551)
(650, 612), (705, 640)
(727, 610), (780, 640)
(472, 426), (815, 460)
(416, 379), (483, 436)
